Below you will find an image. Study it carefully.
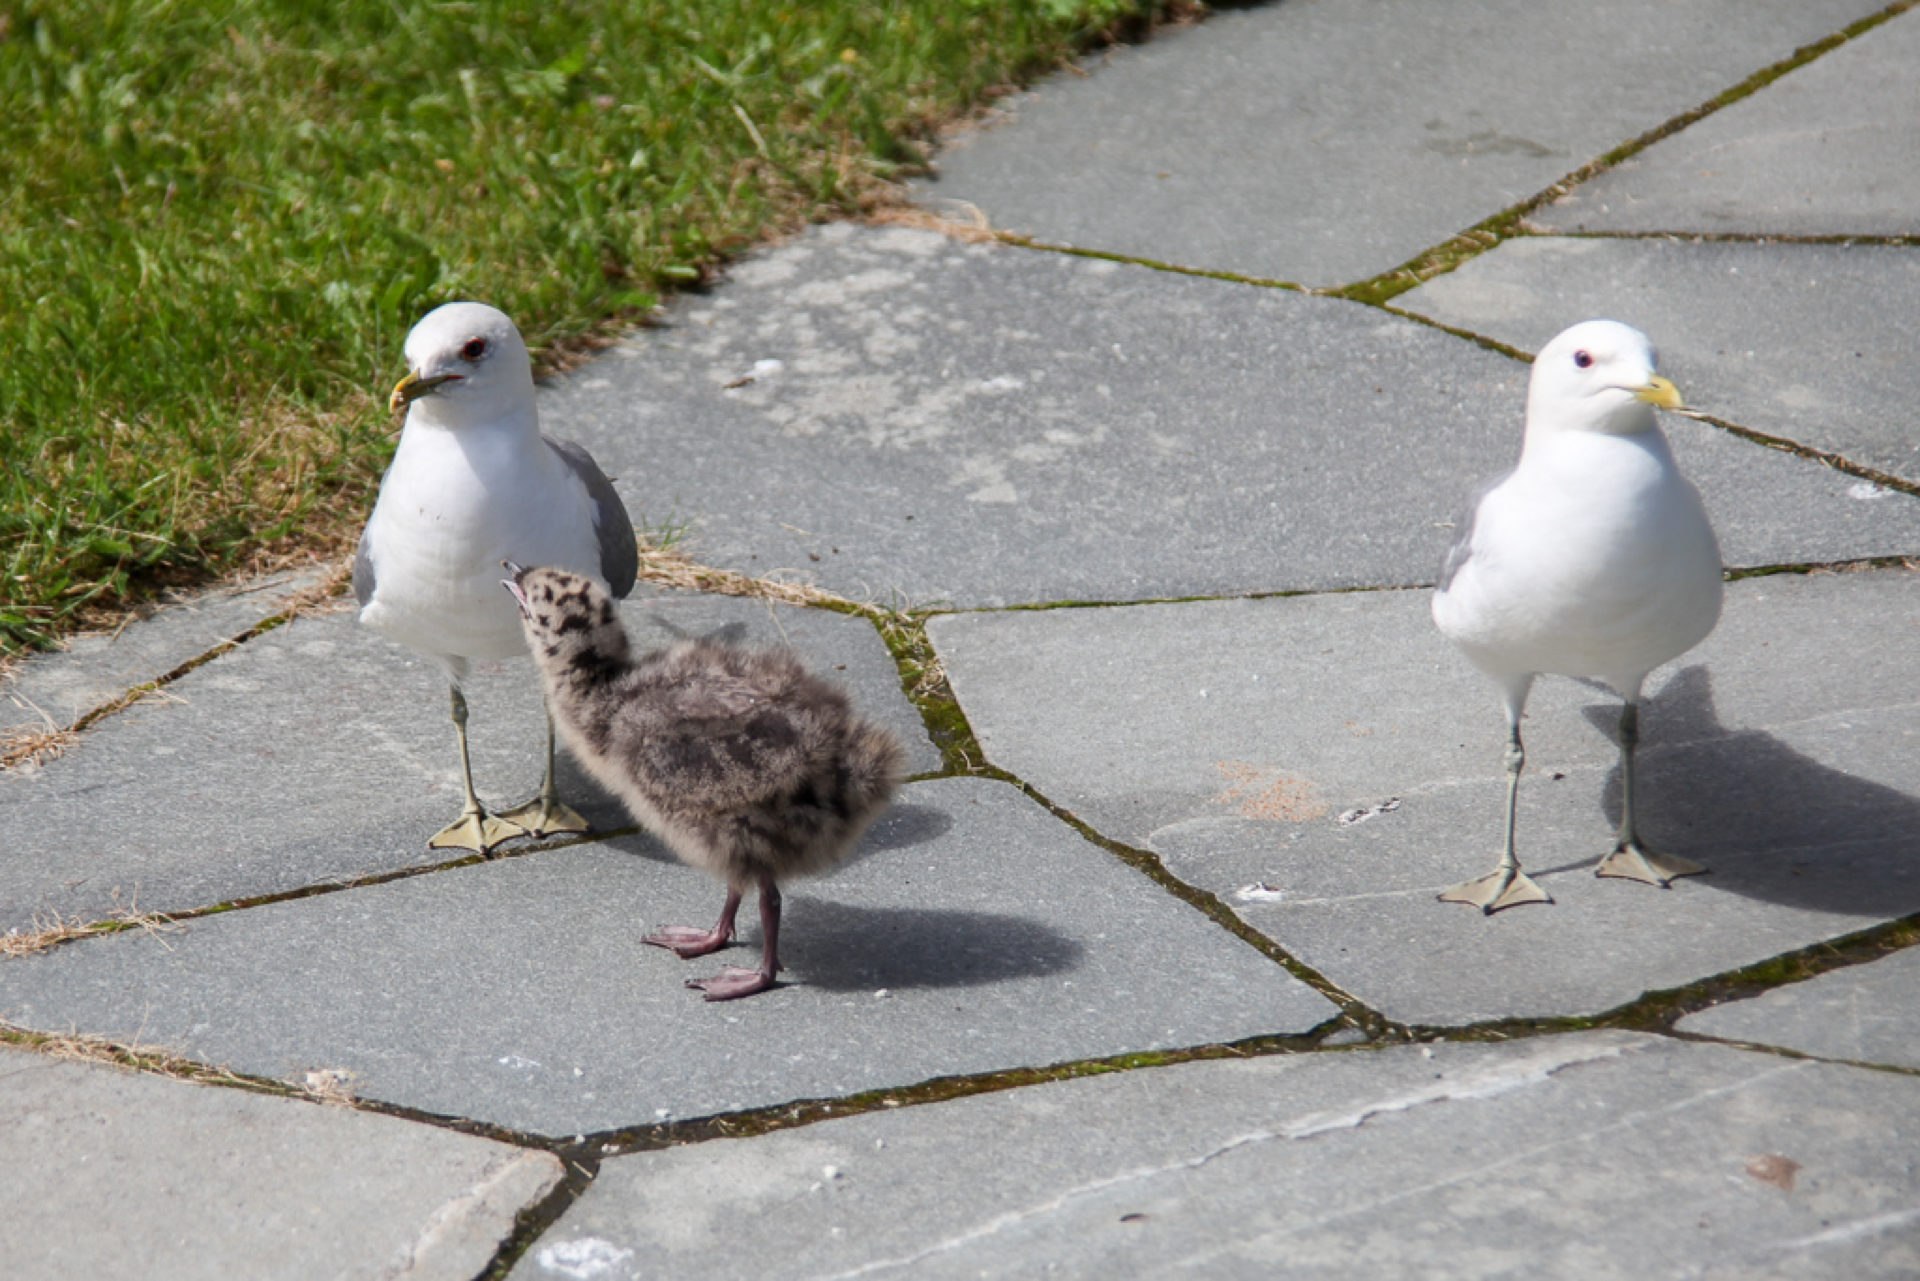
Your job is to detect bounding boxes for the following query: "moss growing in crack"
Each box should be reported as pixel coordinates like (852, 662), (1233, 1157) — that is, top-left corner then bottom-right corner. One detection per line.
(994, 233), (1306, 292)
(1726, 556), (1919, 585)
(1333, 0), (1920, 308)
(870, 609), (989, 776)
(1402, 912), (1920, 1047)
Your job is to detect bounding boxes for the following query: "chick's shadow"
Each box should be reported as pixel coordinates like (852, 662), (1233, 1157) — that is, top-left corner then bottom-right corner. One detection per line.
(781, 896), (1085, 993)
(585, 799), (1076, 990)
(1579, 664), (1920, 917)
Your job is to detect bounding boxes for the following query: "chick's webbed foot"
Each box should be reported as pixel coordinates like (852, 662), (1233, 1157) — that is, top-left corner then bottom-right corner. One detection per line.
(1439, 866), (1553, 915)
(643, 925), (733, 959)
(1596, 842), (1705, 888)
(686, 965), (778, 1002)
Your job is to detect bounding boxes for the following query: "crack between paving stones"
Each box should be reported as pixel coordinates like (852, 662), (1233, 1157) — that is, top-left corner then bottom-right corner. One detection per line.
(1330, 0), (1920, 306)
(1535, 230), (1920, 248)
(1661, 1029), (1920, 1082)
(814, 1035), (1799, 1280)
(0, 561), (353, 772)
(387, 1148), (566, 1279)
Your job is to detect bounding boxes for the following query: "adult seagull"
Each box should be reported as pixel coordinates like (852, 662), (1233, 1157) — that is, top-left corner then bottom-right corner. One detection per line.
(355, 301), (637, 853)
(1432, 320), (1723, 913)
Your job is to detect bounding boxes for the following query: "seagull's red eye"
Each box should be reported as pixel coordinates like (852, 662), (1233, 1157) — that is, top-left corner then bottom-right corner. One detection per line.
(1573, 350), (1593, 369)
(460, 337), (488, 361)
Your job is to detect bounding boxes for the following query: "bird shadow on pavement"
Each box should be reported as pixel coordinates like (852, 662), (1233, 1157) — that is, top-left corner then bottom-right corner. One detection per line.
(781, 896), (1085, 992)
(1571, 664), (1920, 918)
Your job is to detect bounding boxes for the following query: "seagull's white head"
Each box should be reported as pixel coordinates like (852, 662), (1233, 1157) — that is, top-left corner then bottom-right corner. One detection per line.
(1525, 319), (1683, 441)
(389, 301), (535, 426)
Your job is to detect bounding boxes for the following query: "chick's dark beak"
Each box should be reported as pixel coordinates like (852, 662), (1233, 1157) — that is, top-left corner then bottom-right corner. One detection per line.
(501, 561), (531, 615)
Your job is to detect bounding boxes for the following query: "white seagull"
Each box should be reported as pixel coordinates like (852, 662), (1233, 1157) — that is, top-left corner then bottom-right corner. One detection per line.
(355, 302), (637, 853)
(1432, 320), (1723, 913)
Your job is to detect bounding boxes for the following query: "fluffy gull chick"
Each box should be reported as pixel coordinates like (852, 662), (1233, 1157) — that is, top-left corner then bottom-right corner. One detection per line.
(504, 563), (906, 1000)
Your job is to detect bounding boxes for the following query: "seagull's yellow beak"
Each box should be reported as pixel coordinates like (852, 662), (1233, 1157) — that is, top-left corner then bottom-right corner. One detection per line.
(1632, 374), (1683, 411)
(389, 370), (459, 414)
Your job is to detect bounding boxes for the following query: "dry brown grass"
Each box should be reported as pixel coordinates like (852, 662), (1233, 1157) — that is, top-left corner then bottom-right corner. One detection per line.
(0, 904), (182, 960)
(635, 541), (860, 612)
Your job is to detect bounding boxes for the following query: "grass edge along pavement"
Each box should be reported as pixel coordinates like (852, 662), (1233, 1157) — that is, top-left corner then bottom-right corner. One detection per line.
(0, 0), (1179, 657)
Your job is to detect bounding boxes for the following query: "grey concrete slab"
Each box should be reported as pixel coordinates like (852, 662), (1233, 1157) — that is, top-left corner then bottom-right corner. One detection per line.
(0, 591), (931, 933)
(0, 1043), (561, 1281)
(930, 568), (1920, 1026)
(0, 778), (1335, 1136)
(1, 567), (326, 742)
(1394, 236), (1920, 482)
(513, 1031), (1920, 1281)
(551, 224), (1920, 613)
(911, 0), (1886, 288)
(1679, 946), (1920, 1071)
(1535, 9), (1920, 236)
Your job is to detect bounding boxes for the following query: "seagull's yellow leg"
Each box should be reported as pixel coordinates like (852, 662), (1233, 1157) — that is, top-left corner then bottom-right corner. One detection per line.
(429, 686), (527, 855)
(1442, 693), (1552, 915)
(1595, 700), (1705, 887)
(499, 713), (592, 839)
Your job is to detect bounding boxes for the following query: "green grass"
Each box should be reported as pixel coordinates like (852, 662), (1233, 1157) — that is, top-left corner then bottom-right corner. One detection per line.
(1, 0), (1158, 654)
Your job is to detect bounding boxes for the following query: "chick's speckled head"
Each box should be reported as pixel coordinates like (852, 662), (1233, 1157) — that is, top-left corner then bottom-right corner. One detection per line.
(1526, 319), (1684, 439)
(501, 562), (623, 658)
(390, 301), (534, 418)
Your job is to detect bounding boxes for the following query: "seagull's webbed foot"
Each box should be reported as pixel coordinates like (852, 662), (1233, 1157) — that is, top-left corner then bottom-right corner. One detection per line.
(1595, 842), (1705, 888)
(685, 964), (778, 1002)
(428, 807), (527, 856)
(1439, 865), (1553, 915)
(498, 794), (591, 840)
(502, 716), (593, 839)
(642, 925), (734, 959)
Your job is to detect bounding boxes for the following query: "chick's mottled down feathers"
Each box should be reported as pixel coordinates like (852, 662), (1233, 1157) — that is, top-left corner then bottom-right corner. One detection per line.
(511, 565), (903, 891)
(583, 636), (904, 887)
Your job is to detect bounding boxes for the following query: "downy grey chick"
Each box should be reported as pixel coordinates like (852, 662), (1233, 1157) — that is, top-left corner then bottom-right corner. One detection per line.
(503, 563), (907, 1000)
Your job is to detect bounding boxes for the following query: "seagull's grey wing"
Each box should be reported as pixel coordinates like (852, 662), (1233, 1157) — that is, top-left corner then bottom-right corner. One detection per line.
(545, 435), (638, 599)
(1436, 471), (1509, 592)
(352, 526), (376, 608)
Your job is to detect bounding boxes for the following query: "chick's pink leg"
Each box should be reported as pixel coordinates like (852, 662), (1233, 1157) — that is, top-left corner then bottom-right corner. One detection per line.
(644, 886), (741, 959)
(687, 877), (780, 1001)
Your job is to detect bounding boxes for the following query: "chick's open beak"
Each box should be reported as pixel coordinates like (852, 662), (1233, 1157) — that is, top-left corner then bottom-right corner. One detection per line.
(389, 370), (460, 413)
(1633, 374), (1683, 411)
(500, 560), (530, 615)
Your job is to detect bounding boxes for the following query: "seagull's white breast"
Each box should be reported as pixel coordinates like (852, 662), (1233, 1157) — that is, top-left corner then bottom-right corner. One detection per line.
(359, 415), (602, 665)
(1433, 428), (1723, 692)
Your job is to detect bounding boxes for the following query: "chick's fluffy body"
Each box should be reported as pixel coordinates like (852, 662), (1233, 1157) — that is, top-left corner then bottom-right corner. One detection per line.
(514, 569), (904, 889)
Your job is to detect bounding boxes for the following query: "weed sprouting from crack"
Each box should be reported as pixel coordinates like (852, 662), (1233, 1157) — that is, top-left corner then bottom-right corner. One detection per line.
(0, 1022), (278, 1097)
(634, 541), (859, 613)
(0, 902), (181, 960)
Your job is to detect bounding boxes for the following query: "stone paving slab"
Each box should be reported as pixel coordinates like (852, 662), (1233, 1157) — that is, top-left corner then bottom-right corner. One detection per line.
(0, 778), (1335, 1136)
(1, 567), (326, 742)
(0, 1043), (561, 1281)
(1534, 9), (1920, 236)
(930, 569), (1920, 1025)
(1394, 236), (1920, 482)
(551, 223), (1920, 612)
(0, 590), (931, 933)
(512, 1030), (1920, 1281)
(1678, 947), (1920, 1071)
(911, 0), (1886, 287)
